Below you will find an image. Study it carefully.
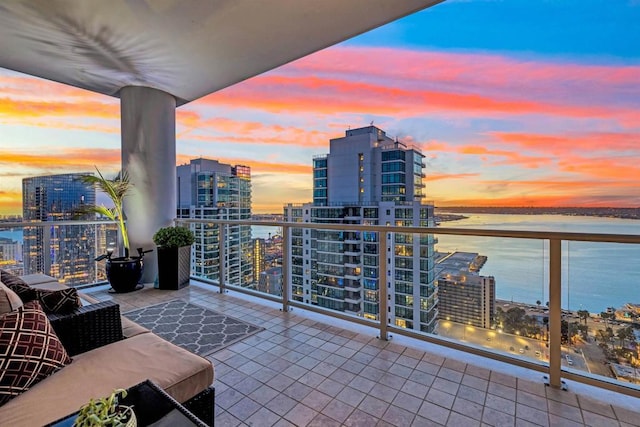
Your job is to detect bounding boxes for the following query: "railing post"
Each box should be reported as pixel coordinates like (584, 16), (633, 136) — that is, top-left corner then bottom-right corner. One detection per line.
(281, 224), (290, 312)
(219, 223), (226, 293)
(378, 231), (389, 340)
(548, 238), (563, 389)
(43, 225), (51, 276)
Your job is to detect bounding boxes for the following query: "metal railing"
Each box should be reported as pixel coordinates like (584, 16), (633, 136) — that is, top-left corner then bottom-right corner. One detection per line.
(2, 218), (639, 397)
(177, 218), (640, 398)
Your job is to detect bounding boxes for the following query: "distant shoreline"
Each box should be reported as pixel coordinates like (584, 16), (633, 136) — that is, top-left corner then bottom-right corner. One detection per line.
(435, 213), (468, 223)
(435, 207), (640, 221)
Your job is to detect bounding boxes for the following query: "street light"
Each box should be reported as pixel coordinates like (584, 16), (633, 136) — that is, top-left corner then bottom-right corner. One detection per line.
(463, 323), (473, 341)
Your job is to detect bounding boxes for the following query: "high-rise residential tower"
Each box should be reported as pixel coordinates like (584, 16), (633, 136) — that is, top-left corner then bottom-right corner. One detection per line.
(22, 173), (96, 285)
(438, 274), (495, 329)
(434, 251), (495, 329)
(0, 237), (22, 263)
(284, 126), (437, 333)
(252, 238), (267, 282)
(258, 267), (283, 296)
(177, 158), (252, 286)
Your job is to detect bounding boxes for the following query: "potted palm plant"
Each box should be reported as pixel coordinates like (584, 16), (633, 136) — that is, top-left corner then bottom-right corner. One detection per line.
(82, 168), (151, 293)
(153, 226), (195, 290)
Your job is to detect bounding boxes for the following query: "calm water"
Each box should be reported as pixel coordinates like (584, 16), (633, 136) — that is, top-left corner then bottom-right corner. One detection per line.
(253, 217), (640, 313)
(436, 214), (640, 313)
(0, 229), (23, 242)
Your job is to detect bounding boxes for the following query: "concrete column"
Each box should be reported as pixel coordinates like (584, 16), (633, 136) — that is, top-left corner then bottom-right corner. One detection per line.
(120, 86), (176, 283)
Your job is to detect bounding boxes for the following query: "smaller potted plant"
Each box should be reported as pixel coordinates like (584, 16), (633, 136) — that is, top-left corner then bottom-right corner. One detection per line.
(153, 226), (195, 290)
(74, 389), (136, 427)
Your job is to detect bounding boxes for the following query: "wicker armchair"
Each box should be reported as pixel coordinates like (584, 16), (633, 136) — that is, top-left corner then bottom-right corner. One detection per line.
(47, 300), (123, 357)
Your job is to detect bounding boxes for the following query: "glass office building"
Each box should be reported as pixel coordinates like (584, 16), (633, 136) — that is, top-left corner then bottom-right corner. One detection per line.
(177, 159), (253, 286)
(22, 173), (96, 285)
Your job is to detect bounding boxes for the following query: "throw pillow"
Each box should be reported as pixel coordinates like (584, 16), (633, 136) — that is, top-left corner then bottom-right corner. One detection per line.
(37, 288), (82, 314)
(0, 271), (37, 303)
(0, 300), (72, 406)
(0, 281), (23, 315)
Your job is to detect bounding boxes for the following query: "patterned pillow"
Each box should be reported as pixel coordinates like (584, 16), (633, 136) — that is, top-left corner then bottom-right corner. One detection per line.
(0, 300), (72, 406)
(0, 280), (23, 315)
(37, 288), (82, 314)
(0, 271), (37, 303)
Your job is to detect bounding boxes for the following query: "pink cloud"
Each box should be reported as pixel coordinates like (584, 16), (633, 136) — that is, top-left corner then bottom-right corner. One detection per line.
(199, 69), (638, 125)
(282, 46), (640, 112)
(490, 131), (640, 156)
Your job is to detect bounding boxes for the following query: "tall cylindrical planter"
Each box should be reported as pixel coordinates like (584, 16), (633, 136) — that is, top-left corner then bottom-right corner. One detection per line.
(156, 246), (191, 290)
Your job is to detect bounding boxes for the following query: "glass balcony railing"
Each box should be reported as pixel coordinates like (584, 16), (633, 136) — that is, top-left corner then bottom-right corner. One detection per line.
(2, 218), (639, 398)
(176, 218), (640, 399)
(0, 219), (120, 287)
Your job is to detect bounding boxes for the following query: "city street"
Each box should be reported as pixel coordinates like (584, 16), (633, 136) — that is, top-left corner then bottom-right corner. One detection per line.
(436, 321), (589, 372)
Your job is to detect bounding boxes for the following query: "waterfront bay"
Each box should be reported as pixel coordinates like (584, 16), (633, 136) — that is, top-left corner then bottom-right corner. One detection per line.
(436, 213), (640, 314)
(4, 218), (638, 314)
(253, 215), (640, 313)
(0, 229), (22, 242)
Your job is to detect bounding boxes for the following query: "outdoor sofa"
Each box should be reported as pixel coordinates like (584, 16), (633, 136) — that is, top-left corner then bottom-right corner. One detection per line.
(0, 271), (215, 426)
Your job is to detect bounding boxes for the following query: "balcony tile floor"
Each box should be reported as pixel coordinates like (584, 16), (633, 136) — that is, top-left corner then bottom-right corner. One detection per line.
(86, 282), (640, 427)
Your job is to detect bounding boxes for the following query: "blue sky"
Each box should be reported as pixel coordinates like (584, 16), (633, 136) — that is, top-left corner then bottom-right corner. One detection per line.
(355, 0), (640, 60)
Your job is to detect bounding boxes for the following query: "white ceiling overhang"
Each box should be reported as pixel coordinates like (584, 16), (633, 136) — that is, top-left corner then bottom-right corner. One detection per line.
(0, 0), (442, 106)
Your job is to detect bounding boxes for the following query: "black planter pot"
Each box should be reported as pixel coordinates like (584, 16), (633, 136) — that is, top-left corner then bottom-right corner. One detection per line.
(156, 246), (191, 290)
(106, 256), (144, 293)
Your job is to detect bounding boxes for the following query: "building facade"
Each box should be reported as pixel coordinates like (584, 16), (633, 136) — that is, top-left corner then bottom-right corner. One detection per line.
(434, 251), (495, 329)
(0, 236), (23, 275)
(252, 238), (266, 283)
(437, 274), (495, 329)
(22, 173), (96, 285)
(284, 126), (437, 333)
(257, 266), (283, 296)
(0, 237), (22, 263)
(177, 158), (252, 286)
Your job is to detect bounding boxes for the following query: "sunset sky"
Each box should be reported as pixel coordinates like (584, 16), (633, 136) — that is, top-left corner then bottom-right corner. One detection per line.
(1, 0), (639, 215)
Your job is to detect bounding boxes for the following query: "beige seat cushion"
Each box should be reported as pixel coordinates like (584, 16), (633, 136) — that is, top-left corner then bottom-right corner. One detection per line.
(0, 281), (23, 315)
(78, 293), (100, 304)
(29, 281), (68, 291)
(0, 332), (214, 427)
(19, 273), (60, 286)
(121, 315), (151, 337)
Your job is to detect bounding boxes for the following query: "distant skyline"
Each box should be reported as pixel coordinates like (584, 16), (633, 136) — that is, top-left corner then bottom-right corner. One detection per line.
(1, 0), (639, 215)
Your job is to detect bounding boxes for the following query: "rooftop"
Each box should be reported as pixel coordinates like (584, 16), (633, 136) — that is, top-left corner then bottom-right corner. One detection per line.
(87, 281), (640, 426)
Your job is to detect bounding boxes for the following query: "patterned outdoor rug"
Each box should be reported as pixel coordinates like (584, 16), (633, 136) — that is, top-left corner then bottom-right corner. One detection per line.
(124, 299), (263, 356)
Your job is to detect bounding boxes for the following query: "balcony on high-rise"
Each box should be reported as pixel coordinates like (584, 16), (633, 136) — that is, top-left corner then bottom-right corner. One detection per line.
(1, 1), (640, 425)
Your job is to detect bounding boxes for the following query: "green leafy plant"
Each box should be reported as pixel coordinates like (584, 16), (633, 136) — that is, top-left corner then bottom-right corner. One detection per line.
(81, 168), (133, 257)
(153, 226), (195, 248)
(74, 389), (135, 426)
